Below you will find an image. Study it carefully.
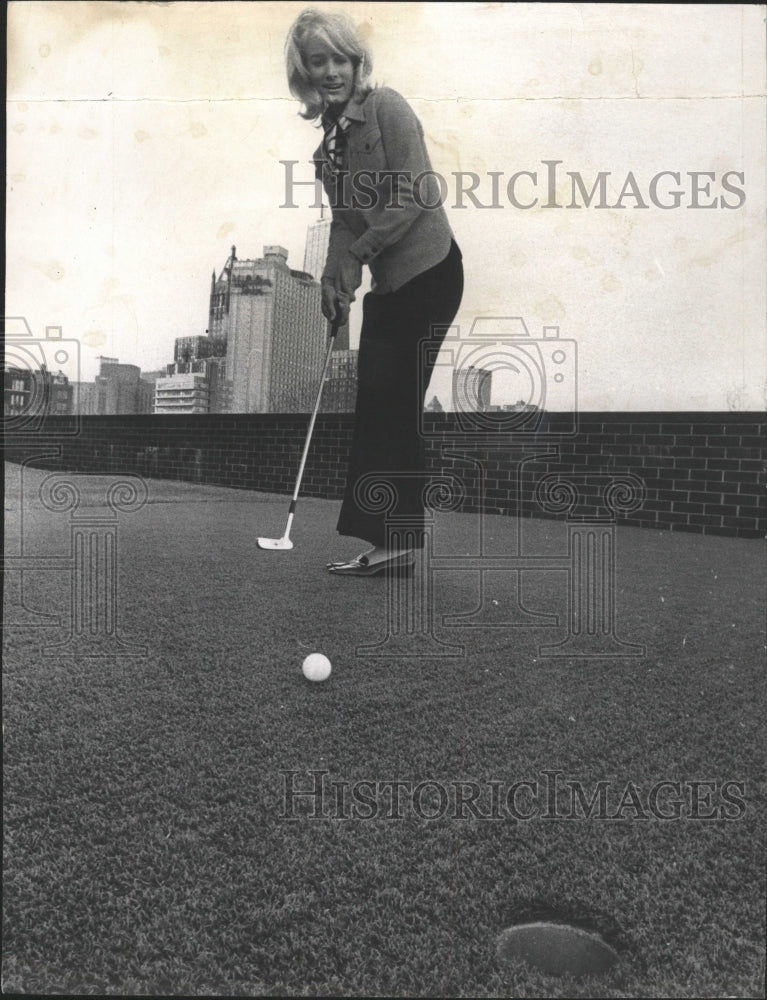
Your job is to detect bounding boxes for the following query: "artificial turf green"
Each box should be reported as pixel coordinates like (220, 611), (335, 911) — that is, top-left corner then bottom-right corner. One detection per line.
(3, 463), (765, 997)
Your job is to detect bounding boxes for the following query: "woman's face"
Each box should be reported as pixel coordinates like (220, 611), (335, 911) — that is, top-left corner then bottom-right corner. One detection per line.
(303, 32), (355, 111)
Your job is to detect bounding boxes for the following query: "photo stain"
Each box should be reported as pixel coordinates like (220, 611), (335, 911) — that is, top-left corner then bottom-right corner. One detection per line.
(39, 260), (66, 282)
(82, 330), (107, 348)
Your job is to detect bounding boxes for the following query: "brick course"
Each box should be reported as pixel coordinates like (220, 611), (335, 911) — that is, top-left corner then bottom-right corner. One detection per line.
(5, 412), (765, 538)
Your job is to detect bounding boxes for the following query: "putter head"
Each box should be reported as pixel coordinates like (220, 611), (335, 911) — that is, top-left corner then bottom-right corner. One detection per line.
(257, 536), (294, 550)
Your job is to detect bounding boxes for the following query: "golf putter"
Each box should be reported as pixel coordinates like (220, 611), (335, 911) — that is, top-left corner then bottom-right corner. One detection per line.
(258, 318), (341, 550)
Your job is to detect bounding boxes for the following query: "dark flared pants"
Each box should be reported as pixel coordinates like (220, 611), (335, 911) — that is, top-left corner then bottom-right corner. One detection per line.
(337, 240), (464, 547)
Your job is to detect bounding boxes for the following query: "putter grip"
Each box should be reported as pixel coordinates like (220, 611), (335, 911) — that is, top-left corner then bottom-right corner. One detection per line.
(329, 318), (341, 339)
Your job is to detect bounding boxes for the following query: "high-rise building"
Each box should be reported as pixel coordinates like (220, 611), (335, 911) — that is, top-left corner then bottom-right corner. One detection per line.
(140, 369), (168, 391)
(154, 371), (210, 413)
(73, 357), (153, 414)
(89, 357), (153, 414)
(452, 366), (493, 413)
(158, 334), (228, 413)
(302, 213), (350, 351)
(153, 353), (226, 414)
(174, 335), (215, 364)
(4, 366), (74, 417)
(207, 245), (329, 413)
(5, 367), (37, 417)
(321, 349), (359, 412)
(303, 214), (331, 282)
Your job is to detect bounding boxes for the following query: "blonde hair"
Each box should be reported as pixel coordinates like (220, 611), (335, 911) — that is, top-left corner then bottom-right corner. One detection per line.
(285, 7), (373, 121)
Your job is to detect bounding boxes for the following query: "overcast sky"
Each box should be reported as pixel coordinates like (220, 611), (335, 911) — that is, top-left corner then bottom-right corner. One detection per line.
(7, 1), (766, 409)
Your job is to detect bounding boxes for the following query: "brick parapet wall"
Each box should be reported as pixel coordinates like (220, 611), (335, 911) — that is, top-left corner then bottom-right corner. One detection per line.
(4, 412), (765, 538)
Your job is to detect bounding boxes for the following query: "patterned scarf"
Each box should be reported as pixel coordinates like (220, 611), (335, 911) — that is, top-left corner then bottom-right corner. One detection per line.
(322, 113), (351, 176)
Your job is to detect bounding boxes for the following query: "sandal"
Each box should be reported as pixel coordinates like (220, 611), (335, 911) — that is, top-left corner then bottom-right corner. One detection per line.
(327, 552), (415, 577)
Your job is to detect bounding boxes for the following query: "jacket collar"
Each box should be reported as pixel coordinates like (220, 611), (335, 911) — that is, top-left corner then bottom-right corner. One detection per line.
(321, 89), (369, 130)
(341, 92), (368, 123)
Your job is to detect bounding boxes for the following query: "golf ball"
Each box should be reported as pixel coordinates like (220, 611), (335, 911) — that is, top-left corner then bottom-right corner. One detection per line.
(302, 653), (332, 682)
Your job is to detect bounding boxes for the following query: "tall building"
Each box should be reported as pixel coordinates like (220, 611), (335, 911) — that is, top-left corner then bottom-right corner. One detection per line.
(302, 212), (350, 351)
(140, 369), (168, 392)
(174, 335), (215, 364)
(321, 349), (359, 412)
(74, 357), (153, 414)
(151, 334), (227, 414)
(4, 366), (74, 418)
(5, 367), (37, 417)
(452, 366), (493, 413)
(76, 382), (99, 415)
(303, 214), (331, 282)
(207, 245), (329, 413)
(100, 357), (152, 414)
(153, 349), (226, 414)
(155, 370), (210, 413)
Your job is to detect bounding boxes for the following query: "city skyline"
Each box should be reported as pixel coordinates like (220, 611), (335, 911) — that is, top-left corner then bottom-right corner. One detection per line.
(7, 2), (766, 410)
(60, 240), (337, 415)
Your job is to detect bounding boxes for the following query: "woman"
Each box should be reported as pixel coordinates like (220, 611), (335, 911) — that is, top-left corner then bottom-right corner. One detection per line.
(286, 7), (463, 576)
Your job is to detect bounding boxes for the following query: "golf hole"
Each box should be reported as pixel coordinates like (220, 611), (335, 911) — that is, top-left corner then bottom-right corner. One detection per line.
(496, 902), (623, 980)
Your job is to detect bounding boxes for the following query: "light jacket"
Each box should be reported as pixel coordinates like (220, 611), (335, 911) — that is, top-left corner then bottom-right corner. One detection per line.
(314, 86), (455, 295)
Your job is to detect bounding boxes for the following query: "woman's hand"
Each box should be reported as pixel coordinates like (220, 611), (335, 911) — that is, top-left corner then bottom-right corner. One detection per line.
(321, 279), (351, 327)
(334, 293), (351, 327)
(337, 253), (363, 302)
(321, 279), (338, 321)
(322, 255), (361, 326)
